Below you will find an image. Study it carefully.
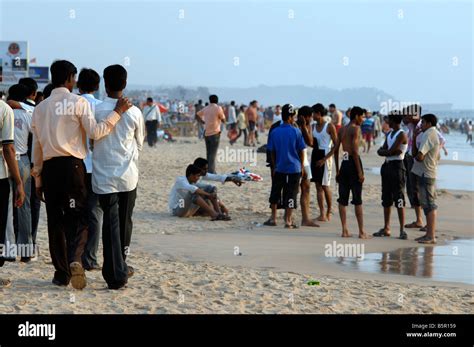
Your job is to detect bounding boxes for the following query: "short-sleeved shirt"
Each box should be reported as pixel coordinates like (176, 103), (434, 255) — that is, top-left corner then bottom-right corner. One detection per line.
(361, 118), (375, 134)
(411, 126), (440, 179)
(13, 108), (32, 155)
(168, 176), (199, 211)
(267, 123), (306, 174)
(0, 100), (15, 179)
(197, 104), (225, 136)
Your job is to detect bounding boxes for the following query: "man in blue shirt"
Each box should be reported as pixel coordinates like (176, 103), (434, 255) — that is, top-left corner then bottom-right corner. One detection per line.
(264, 104), (306, 228)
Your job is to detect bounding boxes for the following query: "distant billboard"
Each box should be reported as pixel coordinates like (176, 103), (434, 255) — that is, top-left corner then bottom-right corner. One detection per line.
(29, 66), (49, 84)
(0, 41), (29, 84)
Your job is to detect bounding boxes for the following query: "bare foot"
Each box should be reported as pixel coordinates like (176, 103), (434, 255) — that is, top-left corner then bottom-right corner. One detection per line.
(341, 231), (352, 238)
(317, 215), (328, 222)
(326, 211), (332, 221)
(359, 232), (372, 239)
(301, 220), (320, 227)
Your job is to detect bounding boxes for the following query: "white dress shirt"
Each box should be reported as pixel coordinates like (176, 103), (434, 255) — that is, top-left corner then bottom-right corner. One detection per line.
(81, 93), (103, 174)
(0, 100), (15, 179)
(92, 96), (145, 194)
(143, 104), (162, 122)
(168, 176), (198, 211)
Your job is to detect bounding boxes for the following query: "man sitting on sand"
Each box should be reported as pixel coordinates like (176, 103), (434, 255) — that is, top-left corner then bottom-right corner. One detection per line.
(374, 111), (408, 240)
(169, 164), (231, 221)
(334, 106), (371, 239)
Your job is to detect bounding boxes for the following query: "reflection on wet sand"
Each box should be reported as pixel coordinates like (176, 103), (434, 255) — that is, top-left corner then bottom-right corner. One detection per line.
(334, 239), (473, 285)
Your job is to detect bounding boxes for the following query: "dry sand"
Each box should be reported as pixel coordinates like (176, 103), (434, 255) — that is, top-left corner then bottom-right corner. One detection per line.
(1, 133), (473, 314)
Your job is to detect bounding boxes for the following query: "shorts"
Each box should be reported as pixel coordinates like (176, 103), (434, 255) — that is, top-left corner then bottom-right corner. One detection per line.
(337, 156), (363, 206)
(362, 132), (373, 142)
(417, 175), (437, 215)
(404, 154), (420, 207)
(310, 149), (326, 184)
(172, 185), (216, 217)
(269, 172), (301, 209)
(248, 121), (256, 132)
(381, 160), (405, 208)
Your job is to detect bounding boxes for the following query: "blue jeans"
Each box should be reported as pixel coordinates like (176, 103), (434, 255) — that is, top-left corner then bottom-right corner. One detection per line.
(13, 155), (33, 255)
(82, 173), (103, 269)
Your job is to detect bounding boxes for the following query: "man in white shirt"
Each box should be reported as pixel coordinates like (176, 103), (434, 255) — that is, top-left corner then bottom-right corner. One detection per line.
(227, 101), (237, 130)
(142, 97), (161, 147)
(0, 100), (25, 286)
(169, 164), (230, 220)
(18, 78), (41, 255)
(77, 68), (104, 271)
(8, 84), (34, 262)
(92, 65), (145, 290)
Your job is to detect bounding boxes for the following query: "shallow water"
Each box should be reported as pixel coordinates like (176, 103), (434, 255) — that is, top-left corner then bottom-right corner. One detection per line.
(369, 165), (474, 191)
(334, 239), (474, 285)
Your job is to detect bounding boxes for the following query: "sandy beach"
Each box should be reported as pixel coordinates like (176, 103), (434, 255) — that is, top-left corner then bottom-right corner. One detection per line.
(0, 133), (472, 314)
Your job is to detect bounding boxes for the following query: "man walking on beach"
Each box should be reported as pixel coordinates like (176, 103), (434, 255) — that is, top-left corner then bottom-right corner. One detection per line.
(142, 97), (161, 147)
(411, 114), (440, 244)
(195, 99), (205, 140)
(8, 84), (34, 262)
(245, 100), (258, 147)
(31, 60), (132, 289)
(77, 68), (104, 271)
(196, 95), (225, 174)
(334, 106), (371, 239)
(374, 112), (408, 240)
(92, 65), (144, 289)
(264, 104), (305, 228)
(0, 100), (25, 286)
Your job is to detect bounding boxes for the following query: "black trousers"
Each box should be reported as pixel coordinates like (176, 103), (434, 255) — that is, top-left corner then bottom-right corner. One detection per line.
(42, 156), (88, 284)
(204, 133), (220, 174)
(0, 178), (10, 267)
(98, 188), (137, 287)
(145, 120), (158, 147)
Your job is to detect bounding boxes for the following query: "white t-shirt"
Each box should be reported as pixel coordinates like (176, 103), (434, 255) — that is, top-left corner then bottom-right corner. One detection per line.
(13, 108), (32, 155)
(227, 106), (237, 124)
(0, 100), (15, 179)
(143, 104), (162, 122)
(168, 176), (198, 211)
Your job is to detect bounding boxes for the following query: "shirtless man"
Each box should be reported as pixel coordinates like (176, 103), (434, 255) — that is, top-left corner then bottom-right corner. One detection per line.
(329, 103), (342, 133)
(334, 106), (371, 239)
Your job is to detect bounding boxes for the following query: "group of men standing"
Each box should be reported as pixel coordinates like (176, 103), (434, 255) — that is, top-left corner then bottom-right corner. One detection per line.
(0, 60), (145, 289)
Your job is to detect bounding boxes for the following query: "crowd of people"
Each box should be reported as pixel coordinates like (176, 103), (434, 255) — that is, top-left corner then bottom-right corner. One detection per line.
(0, 60), (448, 291)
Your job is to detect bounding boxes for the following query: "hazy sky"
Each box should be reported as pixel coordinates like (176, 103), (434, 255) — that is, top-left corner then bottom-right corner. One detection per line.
(1, 0), (472, 108)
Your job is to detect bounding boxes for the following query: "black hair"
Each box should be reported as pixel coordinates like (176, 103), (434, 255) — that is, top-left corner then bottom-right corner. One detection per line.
(186, 164), (202, 177)
(193, 157), (208, 169)
(311, 103), (326, 116)
(388, 112), (403, 125)
(275, 104), (281, 109)
(421, 113), (438, 127)
(250, 100), (257, 106)
(239, 105), (245, 112)
(147, 97), (153, 102)
(43, 84), (54, 99)
(198, 99), (202, 104)
(18, 77), (38, 96)
(50, 60), (77, 87)
(209, 94), (218, 103)
(103, 64), (127, 92)
(77, 68), (100, 93)
(282, 104), (295, 121)
(329, 103), (336, 109)
(298, 105), (312, 117)
(7, 84), (28, 102)
(230, 100), (235, 106)
(350, 106), (364, 120)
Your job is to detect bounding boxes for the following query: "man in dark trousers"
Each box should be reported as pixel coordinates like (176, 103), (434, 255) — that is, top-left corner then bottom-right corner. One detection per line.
(31, 60), (131, 289)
